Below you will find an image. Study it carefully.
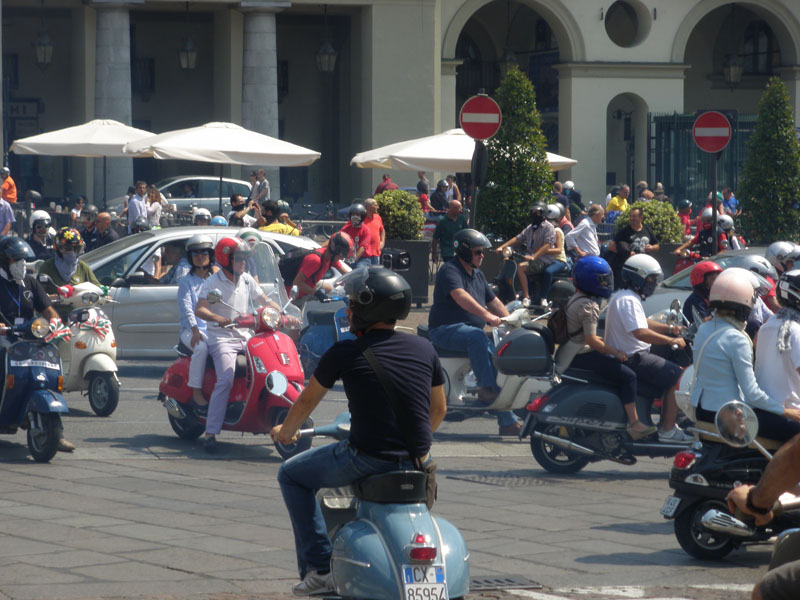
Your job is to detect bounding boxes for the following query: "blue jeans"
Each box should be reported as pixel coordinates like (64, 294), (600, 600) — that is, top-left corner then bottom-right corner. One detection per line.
(277, 440), (417, 577)
(428, 323), (519, 427)
(534, 260), (568, 303)
(355, 256), (380, 268)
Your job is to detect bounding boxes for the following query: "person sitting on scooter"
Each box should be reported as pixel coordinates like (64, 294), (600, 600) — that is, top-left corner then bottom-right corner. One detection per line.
(340, 203), (372, 268)
(0, 237), (73, 452)
(177, 234), (217, 415)
(605, 254), (693, 442)
(739, 254), (780, 333)
(428, 228), (522, 435)
(495, 202), (556, 307)
(194, 237), (276, 453)
(692, 268), (800, 443)
(38, 228), (101, 317)
(673, 206), (727, 259)
(289, 232), (352, 306)
(271, 267), (447, 596)
(765, 241), (796, 279)
(683, 261), (723, 325)
(557, 256), (657, 439)
(726, 432), (800, 600)
(26, 210), (54, 260)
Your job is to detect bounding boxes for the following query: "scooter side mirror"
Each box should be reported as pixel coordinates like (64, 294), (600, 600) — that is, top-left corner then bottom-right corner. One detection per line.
(37, 273), (53, 285)
(266, 371), (289, 396)
(670, 299), (682, 312)
(110, 277), (128, 288)
(207, 289), (223, 304)
(715, 400), (759, 448)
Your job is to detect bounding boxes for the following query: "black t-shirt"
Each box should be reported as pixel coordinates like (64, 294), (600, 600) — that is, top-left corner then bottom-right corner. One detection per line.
(430, 190), (448, 212)
(26, 236), (54, 261)
(314, 329), (445, 458)
(0, 274), (52, 325)
(613, 224), (658, 255)
(429, 258), (495, 329)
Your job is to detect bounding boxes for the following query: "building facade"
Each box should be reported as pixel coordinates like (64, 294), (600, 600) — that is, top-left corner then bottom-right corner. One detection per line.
(2, 0), (799, 209)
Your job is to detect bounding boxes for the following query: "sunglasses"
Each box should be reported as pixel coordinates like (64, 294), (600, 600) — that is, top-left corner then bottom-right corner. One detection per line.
(472, 249), (485, 256)
(232, 256), (248, 263)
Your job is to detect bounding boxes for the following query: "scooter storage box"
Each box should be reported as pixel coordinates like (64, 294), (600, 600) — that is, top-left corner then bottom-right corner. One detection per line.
(492, 323), (554, 376)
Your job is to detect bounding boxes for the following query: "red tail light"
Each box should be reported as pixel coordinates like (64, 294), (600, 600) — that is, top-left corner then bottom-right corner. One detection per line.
(673, 451), (697, 470)
(497, 341), (512, 357)
(408, 546), (437, 561)
(526, 394), (548, 412)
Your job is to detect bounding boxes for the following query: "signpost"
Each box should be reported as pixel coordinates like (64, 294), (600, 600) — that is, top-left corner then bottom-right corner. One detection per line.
(692, 111), (732, 255)
(460, 93), (502, 227)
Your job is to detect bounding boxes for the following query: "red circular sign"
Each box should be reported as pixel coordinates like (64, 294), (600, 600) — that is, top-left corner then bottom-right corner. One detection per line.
(459, 95), (502, 141)
(692, 111), (732, 153)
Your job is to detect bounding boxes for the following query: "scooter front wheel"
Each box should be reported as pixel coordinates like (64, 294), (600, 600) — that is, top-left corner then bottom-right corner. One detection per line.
(88, 372), (120, 417)
(271, 407), (312, 460)
(530, 423), (590, 474)
(27, 413), (62, 463)
(168, 410), (204, 441)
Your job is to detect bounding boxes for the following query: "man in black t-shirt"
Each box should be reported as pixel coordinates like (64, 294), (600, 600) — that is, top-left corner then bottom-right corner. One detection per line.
(608, 206), (659, 289)
(272, 267), (446, 597)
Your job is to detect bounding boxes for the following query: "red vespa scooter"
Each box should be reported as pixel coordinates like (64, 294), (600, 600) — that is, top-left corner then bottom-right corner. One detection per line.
(158, 299), (310, 459)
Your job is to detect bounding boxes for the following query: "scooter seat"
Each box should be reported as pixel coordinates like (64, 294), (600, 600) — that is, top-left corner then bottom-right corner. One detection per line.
(176, 340), (193, 357)
(355, 470), (429, 504)
(204, 352), (248, 378)
(561, 366), (663, 399)
(418, 324), (477, 358)
(306, 300), (346, 326)
(693, 419), (783, 452)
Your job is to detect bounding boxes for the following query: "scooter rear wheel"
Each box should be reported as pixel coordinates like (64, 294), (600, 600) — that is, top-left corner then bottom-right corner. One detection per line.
(674, 500), (736, 560)
(530, 423), (590, 474)
(168, 410), (205, 441)
(88, 372), (120, 417)
(27, 413), (62, 463)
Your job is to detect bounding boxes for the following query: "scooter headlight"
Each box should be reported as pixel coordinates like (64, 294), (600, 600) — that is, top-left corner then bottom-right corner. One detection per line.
(261, 307), (281, 330)
(80, 291), (100, 306)
(31, 318), (49, 339)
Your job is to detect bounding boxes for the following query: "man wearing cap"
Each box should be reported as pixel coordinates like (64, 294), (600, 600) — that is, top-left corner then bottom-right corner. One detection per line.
(0, 167), (16, 205)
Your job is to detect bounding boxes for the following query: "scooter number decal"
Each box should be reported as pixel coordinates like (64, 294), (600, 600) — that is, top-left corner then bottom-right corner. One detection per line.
(403, 566), (446, 600)
(337, 316), (350, 334)
(660, 495), (681, 518)
(9, 359), (59, 370)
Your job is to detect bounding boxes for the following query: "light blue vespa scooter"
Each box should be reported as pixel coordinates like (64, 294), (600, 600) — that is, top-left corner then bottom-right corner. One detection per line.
(294, 408), (470, 600)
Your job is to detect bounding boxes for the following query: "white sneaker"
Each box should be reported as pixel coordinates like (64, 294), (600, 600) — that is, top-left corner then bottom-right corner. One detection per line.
(539, 299), (548, 307)
(658, 426), (694, 443)
(521, 297), (531, 307)
(292, 570), (334, 596)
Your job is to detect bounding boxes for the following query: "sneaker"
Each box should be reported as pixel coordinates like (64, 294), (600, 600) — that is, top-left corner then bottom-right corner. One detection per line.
(292, 570), (334, 596)
(521, 297), (531, 308)
(58, 438), (76, 452)
(476, 387), (498, 405)
(658, 425), (694, 443)
(539, 299), (548, 307)
(203, 435), (218, 454)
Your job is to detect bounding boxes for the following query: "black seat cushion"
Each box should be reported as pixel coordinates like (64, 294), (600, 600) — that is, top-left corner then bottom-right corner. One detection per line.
(563, 366), (663, 399)
(306, 300), (346, 326)
(355, 470), (429, 504)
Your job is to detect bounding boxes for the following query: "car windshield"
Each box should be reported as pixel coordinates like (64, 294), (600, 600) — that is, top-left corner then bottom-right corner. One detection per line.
(661, 253), (750, 289)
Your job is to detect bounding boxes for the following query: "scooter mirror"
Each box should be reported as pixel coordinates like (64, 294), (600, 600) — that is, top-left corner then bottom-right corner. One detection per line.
(266, 371), (289, 396)
(207, 289), (223, 304)
(37, 273), (53, 285)
(670, 298), (682, 312)
(715, 400), (759, 448)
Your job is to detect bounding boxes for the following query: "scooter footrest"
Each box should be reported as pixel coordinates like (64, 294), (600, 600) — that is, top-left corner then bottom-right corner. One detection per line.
(223, 402), (245, 424)
(355, 470), (429, 504)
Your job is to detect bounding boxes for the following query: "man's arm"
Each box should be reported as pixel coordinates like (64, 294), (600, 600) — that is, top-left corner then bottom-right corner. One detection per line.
(195, 298), (230, 327)
(486, 296), (510, 318)
(293, 270), (317, 296)
(271, 376), (329, 444)
(449, 288), (501, 326)
(0, 222), (10, 236)
(429, 385), (446, 432)
(379, 224), (385, 251)
(632, 326), (685, 348)
(495, 236), (519, 252)
(42, 306), (59, 321)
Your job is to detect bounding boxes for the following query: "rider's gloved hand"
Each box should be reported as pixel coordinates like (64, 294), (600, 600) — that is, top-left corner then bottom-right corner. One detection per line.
(314, 289), (328, 302)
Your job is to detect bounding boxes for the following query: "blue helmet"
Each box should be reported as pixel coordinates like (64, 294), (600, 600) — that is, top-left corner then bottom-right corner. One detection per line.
(210, 216), (228, 227)
(572, 256), (614, 298)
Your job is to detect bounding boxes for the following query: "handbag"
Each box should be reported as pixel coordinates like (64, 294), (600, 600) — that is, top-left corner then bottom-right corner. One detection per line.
(356, 336), (437, 509)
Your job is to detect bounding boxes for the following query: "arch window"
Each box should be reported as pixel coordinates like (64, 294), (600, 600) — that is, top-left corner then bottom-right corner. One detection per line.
(742, 21), (779, 74)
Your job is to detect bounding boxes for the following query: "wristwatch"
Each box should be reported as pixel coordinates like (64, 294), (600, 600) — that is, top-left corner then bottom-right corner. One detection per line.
(745, 488), (772, 515)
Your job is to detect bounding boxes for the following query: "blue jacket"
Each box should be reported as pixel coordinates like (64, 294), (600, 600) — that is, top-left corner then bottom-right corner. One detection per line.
(690, 318), (783, 415)
(177, 272), (208, 337)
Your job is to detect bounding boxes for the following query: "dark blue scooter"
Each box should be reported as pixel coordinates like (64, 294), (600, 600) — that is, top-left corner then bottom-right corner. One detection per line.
(299, 293), (354, 376)
(0, 317), (68, 462)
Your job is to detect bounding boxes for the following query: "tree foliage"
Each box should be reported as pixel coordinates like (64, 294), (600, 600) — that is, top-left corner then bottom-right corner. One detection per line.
(375, 188), (425, 240)
(615, 201), (683, 243)
(477, 67), (553, 240)
(738, 76), (800, 243)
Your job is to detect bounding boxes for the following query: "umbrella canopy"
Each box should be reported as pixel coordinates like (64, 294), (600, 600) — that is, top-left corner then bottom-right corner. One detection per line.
(10, 119), (154, 157)
(124, 121), (320, 167)
(350, 128), (576, 172)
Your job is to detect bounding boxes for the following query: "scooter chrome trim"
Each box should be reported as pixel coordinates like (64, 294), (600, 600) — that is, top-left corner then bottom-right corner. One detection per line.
(532, 430), (597, 457)
(700, 509), (755, 537)
(334, 557), (371, 568)
(163, 397), (186, 420)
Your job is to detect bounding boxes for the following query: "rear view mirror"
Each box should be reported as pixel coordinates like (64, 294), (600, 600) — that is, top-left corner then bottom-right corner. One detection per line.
(266, 371), (289, 396)
(207, 289), (222, 304)
(670, 299), (682, 312)
(715, 401), (759, 448)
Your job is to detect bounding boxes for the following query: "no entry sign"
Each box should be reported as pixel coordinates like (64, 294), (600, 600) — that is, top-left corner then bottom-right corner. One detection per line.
(460, 95), (502, 141)
(692, 111), (732, 153)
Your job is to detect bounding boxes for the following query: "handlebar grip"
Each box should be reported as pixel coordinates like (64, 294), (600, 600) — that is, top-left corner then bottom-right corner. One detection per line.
(296, 428), (315, 439)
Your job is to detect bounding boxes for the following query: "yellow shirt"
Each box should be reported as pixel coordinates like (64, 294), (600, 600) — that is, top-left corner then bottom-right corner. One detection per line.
(259, 221), (300, 236)
(607, 195), (628, 213)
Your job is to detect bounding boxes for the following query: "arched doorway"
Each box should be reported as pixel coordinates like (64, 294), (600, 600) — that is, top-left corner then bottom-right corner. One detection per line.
(606, 93), (648, 192)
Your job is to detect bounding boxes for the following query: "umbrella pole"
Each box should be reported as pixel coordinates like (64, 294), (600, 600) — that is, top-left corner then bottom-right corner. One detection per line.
(218, 167), (223, 216)
(103, 156), (107, 211)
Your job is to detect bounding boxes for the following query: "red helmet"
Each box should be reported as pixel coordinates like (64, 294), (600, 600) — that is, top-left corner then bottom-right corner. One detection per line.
(214, 237), (250, 270)
(690, 260), (723, 287)
(329, 231), (354, 258)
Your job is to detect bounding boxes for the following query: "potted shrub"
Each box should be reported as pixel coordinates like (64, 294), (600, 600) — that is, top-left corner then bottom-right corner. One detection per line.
(615, 200), (684, 275)
(375, 188), (430, 306)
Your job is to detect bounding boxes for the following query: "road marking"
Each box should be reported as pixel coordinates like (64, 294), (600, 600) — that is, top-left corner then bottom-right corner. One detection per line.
(507, 590), (571, 600)
(508, 584), (754, 599)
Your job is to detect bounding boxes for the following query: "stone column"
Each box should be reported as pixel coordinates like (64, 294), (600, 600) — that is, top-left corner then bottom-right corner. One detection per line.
(240, 2), (288, 199)
(440, 59), (463, 132)
(776, 66), (800, 123)
(92, 2), (133, 208)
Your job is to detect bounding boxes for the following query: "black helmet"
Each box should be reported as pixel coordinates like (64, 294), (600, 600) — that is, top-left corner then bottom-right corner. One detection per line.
(83, 204), (99, 220)
(329, 231), (354, 258)
(529, 202), (547, 216)
(349, 203), (367, 222)
(778, 270), (800, 310)
(0, 237), (35, 267)
(132, 216), (149, 233)
(453, 228), (491, 263)
(678, 199), (692, 211)
(436, 179), (447, 189)
(339, 266), (411, 332)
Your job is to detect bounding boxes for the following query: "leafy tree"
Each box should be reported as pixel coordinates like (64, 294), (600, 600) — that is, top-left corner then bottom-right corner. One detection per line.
(477, 66), (553, 240)
(615, 201), (683, 243)
(738, 76), (800, 242)
(376, 188), (425, 240)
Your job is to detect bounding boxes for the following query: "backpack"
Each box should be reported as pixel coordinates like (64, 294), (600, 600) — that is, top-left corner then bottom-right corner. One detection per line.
(278, 248), (326, 285)
(547, 296), (579, 345)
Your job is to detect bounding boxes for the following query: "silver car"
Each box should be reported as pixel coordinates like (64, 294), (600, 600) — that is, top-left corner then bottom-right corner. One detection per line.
(82, 227), (311, 358)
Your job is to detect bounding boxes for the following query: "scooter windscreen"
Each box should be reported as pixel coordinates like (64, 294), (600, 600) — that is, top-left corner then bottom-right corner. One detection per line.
(250, 241), (302, 328)
(335, 267), (371, 304)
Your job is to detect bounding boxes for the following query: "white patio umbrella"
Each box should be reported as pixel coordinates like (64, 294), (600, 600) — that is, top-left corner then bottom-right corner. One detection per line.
(9, 118), (154, 207)
(350, 128), (576, 172)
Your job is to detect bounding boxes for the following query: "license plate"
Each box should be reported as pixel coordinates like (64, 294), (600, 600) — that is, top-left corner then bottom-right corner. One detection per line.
(661, 495), (681, 518)
(337, 316), (350, 334)
(403, 565), (446, 600)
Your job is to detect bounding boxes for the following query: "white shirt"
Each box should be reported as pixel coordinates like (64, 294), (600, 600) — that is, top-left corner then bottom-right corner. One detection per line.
(564, 217), (599, 256)
(604, 289), (651, 356)
(755, 316), (800, 406)
(228, 211), (258, 228)
(199, 270), (263, 343)
(141, 248), (161, 277)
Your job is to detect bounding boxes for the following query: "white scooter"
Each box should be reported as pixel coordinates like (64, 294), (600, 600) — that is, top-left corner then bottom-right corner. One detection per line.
(52, 281), (120, 416)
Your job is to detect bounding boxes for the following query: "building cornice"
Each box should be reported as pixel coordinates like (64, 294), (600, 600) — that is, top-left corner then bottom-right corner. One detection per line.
(555, 62), (690, 79)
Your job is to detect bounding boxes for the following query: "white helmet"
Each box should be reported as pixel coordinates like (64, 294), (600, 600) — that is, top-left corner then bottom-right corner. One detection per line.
(766, 241), (796, 272)
(237, 227), (262, 247)
(717, 214), (734, 232)
(193, 207), (212, 224)
(738, 254), (778, 282)
(621, 254), (663, 298)
(563, 181), (575, 190)
(709, 267), (757, 320)
(546, 203), (561, 220)
(30, 209), (51, 229)
(701, 206), (713, 221)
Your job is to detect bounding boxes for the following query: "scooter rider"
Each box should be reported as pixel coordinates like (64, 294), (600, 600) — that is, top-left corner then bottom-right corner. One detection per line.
(177, 234), (216, 414)
(428, 228), (522, 435)
(692, 268), (800, 443)
(194, 237), (274, 453)
(682, 261), (723, 325)
(38, 228), (102, 316)
(271, 267), (447, 596)
(605, 254), (693, 442)
(0, 237), (72, 450)
(290, 232), (352, 305)
(673, 206), (727, 258)
(726, 433), (800, 600)
(26, 210), (54, 260)
(765, 241), (796, 277)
